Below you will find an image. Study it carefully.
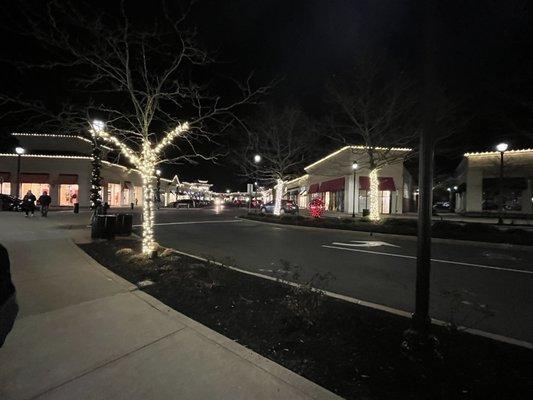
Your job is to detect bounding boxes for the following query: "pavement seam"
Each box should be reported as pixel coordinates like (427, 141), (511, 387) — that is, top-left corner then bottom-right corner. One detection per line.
(29, 327), (187, 400)
(169, 248), (533, 350)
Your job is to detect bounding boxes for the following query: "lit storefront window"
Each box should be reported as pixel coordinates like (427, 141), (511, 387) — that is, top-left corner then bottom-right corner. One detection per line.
(107, 183), (121, 206)
(21, 183), (50, 197)
(59, 184), (79, 206)
(1, 182), (11, 195)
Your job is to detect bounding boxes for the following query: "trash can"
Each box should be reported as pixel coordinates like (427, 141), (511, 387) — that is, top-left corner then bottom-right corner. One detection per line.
(116, 213), (133, 236)
(91, 215), (117, 239)
(362, 209), (370, 217)
(73, 203), (80, 214)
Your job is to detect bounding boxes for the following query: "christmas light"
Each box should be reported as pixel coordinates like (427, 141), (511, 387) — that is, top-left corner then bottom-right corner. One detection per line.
(91, 122), (190, 255)
(273, 178), (284, 215)
(464, 148), (533, 157)
(368, 169), (380, 221)
(305, 145), (411, 171)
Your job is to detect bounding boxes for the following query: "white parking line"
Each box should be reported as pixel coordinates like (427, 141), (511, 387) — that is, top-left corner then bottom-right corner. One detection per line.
(133, 219), (242, 227)
(323, 244), (533, 275)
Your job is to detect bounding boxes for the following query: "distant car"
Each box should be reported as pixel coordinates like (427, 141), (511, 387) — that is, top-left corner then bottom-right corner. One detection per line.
(251, 199), (263, 208)
(171, 199), (197, 208)
(0, 195), (22, 211)
(432, 201), (451, 211)
(260, 200), (298, 215)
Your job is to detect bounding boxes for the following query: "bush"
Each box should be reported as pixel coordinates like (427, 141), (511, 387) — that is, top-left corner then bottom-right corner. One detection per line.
(340, 218), (355, 224)
(432, 221), (463, 233)
(381, 218), (418, 228)
(461, 223), (499, 234)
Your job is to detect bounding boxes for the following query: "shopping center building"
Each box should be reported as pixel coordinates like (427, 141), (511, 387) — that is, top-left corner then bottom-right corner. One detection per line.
(285, 146), (416, 215)
(454, 148), (533, 214)
(0, 133), (214, 208)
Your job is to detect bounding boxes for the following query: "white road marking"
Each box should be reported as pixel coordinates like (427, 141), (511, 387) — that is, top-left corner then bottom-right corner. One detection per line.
(345, 240), (401, 248)
(323, 245), (533, 275)
(133, 219), (242, 227)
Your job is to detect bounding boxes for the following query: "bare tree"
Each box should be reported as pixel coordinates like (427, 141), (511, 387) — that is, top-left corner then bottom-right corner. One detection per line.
(326, 55), (417, 220)
(0, 1), (269, 255)
(234, 105), (316, 215)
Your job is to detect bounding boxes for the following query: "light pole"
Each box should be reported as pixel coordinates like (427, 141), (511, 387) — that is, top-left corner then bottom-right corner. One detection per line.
(496, 142), (508, 225)
(156, 169), (162, 208)
(15, 147), (25, 199)
(352, 161), (358, 218)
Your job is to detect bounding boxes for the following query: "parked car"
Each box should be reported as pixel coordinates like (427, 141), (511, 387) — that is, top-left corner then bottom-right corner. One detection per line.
(0, 194), (22, 211)
(171, 199), (197, 208)
(251, 199), (263, 208)
(432, 201), (451, 211)
(260, 200), (299, 214)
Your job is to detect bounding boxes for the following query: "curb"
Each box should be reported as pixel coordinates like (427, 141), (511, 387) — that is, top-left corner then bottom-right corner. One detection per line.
(78, 241), (341, 400)
(239, 216), (533, 250)
(169, 247), (533, 350)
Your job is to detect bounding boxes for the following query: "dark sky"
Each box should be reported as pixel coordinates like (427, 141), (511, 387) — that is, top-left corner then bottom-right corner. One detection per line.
(1, 0), (532, 191)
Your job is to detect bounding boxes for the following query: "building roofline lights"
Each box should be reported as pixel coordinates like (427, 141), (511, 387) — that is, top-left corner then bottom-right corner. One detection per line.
(304, 145), (412, 171)
(0, 152), (92, 160)
(285, 174), (308, 186)
(11, 132), (114, 150)
(464, 148), (533, 157)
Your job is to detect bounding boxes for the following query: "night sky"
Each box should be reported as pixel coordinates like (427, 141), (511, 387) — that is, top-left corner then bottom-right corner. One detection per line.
(1, 0), (531, 191)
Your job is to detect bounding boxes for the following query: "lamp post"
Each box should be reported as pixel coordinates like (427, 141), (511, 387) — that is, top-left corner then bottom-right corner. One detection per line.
(496, 142), (508, 225)
(156, 169), (161, 208)
(352, 161), (358, 218)
(15, 147), (25, 199)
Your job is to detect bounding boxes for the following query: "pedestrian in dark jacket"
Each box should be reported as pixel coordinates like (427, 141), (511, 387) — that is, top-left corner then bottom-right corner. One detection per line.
(38, 191), (52, 217)
(22, 190), (36, 217)
(0, 244), (18, 347)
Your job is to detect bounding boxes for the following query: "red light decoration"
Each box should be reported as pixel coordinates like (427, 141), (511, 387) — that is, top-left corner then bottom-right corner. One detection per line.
(309, 197), (325, 218)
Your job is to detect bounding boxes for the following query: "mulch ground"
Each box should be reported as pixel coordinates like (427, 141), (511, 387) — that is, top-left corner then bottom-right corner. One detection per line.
(79, 239), (533, 400)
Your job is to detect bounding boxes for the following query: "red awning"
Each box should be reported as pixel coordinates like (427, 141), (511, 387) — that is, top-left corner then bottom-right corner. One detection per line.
(319, 177), (345, 192)
(359, 176), (396, 191)
(0, 172), (10, 181)
(308, 183), (320, 194)
(58, 174), (78, 184)
(21, 173), (49, 183)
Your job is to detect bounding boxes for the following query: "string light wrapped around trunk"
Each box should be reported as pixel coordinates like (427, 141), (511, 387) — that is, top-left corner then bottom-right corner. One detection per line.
(369, 169), (380, 221)
(273, 178), (284, 215)
(91, 122), (189, 255)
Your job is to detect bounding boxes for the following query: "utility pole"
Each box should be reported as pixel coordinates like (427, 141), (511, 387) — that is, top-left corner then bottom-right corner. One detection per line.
(403, 0), (438, 352)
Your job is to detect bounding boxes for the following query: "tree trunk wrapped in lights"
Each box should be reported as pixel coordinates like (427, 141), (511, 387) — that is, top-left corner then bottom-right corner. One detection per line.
(90, 138), (102, 211)
(368, 168), (380, 221)
(273, 178), (284, 215)
(93, 123), (189, 255)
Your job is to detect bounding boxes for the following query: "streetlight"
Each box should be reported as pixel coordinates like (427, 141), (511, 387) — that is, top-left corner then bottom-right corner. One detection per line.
(352, 161), (358, 218)
(155, 169), (162, 208)
(15, 147), (25, 199)
(254, 154), (261, 163)
(91, 119), (105, 134)
(495, 142), (508, 225)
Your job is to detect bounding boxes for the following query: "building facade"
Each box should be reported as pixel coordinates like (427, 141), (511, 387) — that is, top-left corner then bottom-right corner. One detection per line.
(455, 149), (533, 214)
(285, 146), (415, 215)
(0, 133), (212, 208)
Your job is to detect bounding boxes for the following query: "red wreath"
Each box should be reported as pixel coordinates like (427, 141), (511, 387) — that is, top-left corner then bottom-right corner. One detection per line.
(309, 197), (325, 218)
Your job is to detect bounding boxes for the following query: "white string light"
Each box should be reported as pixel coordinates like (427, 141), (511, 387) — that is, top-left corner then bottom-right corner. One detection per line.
(368, 169), (380, 221)
(92, 122), (190, 255)
(273, 178), (284, 216)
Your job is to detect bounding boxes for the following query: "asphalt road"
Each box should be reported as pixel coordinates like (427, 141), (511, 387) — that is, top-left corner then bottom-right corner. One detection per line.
(135, 207), (533, 343)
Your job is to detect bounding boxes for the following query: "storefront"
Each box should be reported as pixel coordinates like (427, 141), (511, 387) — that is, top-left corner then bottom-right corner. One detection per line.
(288, 145), (413, 216)
(455, 149), (533, 214)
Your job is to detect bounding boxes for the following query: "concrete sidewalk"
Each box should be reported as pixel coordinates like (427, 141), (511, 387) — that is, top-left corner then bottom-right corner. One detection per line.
(0, 212), (340, 400)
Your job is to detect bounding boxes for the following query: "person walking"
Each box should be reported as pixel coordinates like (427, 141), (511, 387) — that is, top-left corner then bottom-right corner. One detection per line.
(22, 190), (36, 217)
(38, 190), (52, 217)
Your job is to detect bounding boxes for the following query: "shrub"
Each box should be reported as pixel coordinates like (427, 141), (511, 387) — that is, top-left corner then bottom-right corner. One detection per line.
(461, 223), (499, 234)
(359, 217), (370, 223)
(116, 247), (134, 256)
(381, 218), (418, 228)
(432, 221), (463, 233)
(340, 218), (355, 224)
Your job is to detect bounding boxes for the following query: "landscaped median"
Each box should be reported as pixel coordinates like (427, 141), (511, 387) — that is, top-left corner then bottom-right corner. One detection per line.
(79, 239), (532, 400)
(243, 213), (533, 246)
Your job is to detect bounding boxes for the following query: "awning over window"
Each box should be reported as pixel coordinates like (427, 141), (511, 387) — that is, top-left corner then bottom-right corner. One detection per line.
(21, 173), (49, 183)
(0, 172), (10, 181)
(319, 177), (345, 192)
(482, 177), (527, 191)
(58, 174), (78, 184)
(359, 176), (397, 191)
(308, 183), (320, 194)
